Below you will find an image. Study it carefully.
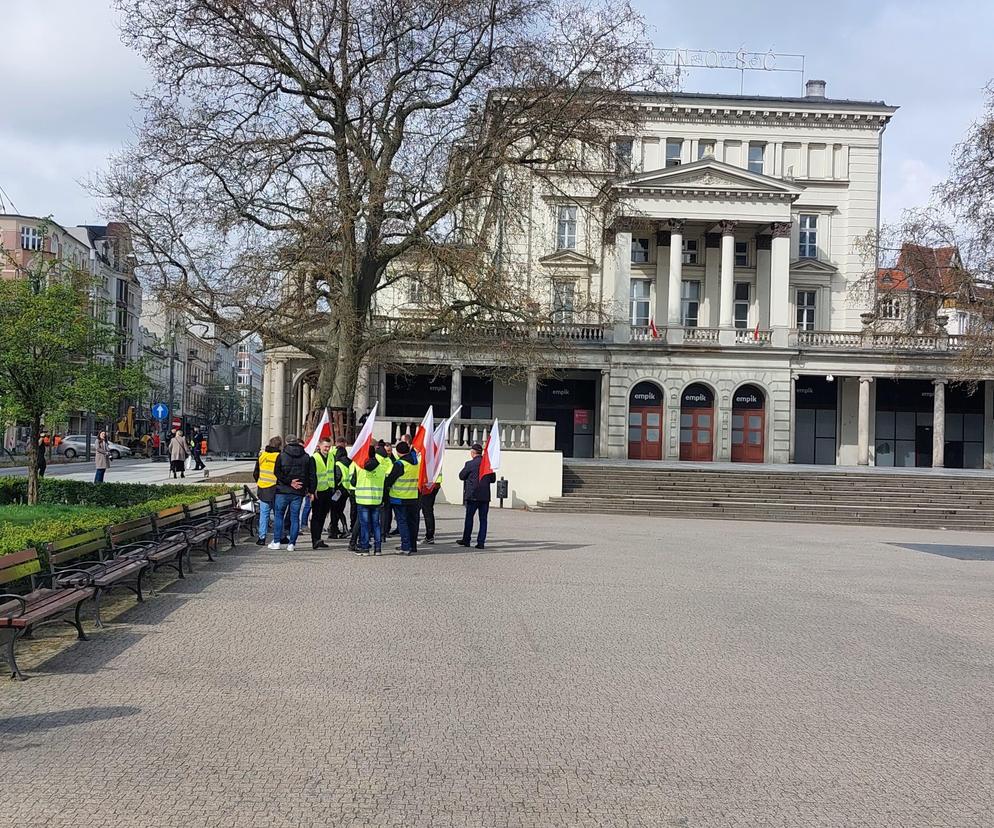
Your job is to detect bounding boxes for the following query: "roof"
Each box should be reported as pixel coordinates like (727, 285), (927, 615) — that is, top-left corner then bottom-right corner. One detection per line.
(877, 244), (967, 295)
(644, 90), (896, 113)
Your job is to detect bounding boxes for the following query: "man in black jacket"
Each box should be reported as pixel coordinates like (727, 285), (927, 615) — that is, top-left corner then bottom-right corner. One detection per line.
(269, 435), (315, 551)
(457, 443), (496, 549)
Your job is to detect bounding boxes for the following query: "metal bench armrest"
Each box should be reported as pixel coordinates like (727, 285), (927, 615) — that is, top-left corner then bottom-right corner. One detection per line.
(111, 542), (158, 559)
(0, 594), (27, 619)
(35, 569), (95, 588)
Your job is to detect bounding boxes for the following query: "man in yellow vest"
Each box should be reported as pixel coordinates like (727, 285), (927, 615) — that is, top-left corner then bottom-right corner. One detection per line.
(308, 437), (339, 549)
(350, 444), (387, 555)
(332, 441), (353, 540)
(252, 436), (282, 546)
(384, 439), (421, 555)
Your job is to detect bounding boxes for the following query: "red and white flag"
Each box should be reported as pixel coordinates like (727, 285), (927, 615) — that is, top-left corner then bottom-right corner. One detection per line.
(412, 406), (436, 493)
(648, 318), (660, 338)
(479, 419), (501, 478)
(347, 402), (378, 461)
(304, 407), (331, 456)
(426, 405), (460, 487)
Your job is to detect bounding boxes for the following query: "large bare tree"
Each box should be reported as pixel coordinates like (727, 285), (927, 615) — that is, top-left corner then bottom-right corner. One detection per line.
(101, 0), (663, 416)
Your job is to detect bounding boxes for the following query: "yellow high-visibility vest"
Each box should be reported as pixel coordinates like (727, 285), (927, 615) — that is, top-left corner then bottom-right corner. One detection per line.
(389, 457), (421, 500)
(313, 451), (335, 492)
(257, 450), (279, 489)
(354, 461), (387, 506)
(336, 460), (353, 491)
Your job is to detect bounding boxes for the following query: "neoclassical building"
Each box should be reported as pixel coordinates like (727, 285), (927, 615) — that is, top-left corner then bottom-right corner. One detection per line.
(261, 80), (994, 470)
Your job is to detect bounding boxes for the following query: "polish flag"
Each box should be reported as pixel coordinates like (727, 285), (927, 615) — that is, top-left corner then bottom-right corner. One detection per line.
(478, 419), (502, 478)
(347, 402), (378, 461)
(753, 321), (760, 341)
(426, 405), (460, 487)
(412, 406), (436, 493)
(304, 407), (331, 456)
(649, 318), (660, 338)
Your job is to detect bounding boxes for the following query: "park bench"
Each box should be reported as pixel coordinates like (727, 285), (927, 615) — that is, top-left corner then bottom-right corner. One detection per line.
(0, 548), (94, 680)
(108, 513), (191, 580)
(47, 527), (151, 628)
(210, 489), (256, 548)
(181, 499), (224, 562)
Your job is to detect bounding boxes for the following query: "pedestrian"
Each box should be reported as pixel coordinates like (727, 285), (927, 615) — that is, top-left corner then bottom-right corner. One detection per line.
(457, 442), (496, 549)
(379, 440), (397, 537)
(330, 444), (352, 539)
(420, 471), (442, 545)
(94, 430), (111, 483)
(269, 434), (315, 552)
(169, 429), (188, 478)
(35, 433), (47, 478)
(309, 438), (339, 549)
(384, 440), (421, 555)
(334, 438), (354, 539)
(152, 431), (161, 457)
(252, 436), (282, 545)
(140, 433), (152, 458)
(191, 431), (206, 470)
(351, 444), (387, 556)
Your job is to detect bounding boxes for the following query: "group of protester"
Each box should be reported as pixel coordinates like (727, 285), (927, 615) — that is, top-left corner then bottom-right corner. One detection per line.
(253, 433), (496, 555)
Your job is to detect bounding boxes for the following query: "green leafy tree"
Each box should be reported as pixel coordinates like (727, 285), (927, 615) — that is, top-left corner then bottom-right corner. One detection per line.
(0, 235), (150, 504)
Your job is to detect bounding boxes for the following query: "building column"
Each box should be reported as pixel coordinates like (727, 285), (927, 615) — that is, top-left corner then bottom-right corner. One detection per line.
(755, 235), (772, 329)
(450, 365), (463, 417)
(933, 379), (946, 468)
(985, 380), (994, 470)
(654, 228), (670, 327)
(718, 221), (736, 329)
(378, 366), (387, 413)
(525, 369), (538, 421)
(260, 358), (272, 446)
(666, 219), (684, 326)
(857, 376), (873, 465)
(614, 228), (632, 343)
(354, 362), (370, 418)
(770, 222), (792, 347)
(272, 358), (286, 438)
(599, 369), (611, 458)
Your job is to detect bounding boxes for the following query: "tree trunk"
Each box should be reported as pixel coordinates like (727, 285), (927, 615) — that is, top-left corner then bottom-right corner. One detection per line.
(27, 415), (41, 506)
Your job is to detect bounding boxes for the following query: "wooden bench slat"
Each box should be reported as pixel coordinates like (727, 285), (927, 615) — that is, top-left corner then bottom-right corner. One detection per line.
(0, 549), (42, 586)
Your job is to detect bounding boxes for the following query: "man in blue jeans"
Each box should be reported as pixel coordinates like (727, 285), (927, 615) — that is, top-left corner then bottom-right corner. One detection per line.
(269, 435), (315, 552)
(457, 443), (496, 550)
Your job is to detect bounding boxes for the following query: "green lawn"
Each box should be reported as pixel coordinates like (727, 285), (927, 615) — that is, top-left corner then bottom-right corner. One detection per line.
(0, 504), (108, 527)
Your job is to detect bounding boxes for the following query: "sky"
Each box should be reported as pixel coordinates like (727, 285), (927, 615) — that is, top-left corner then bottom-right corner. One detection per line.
(0, 0), (990, 227)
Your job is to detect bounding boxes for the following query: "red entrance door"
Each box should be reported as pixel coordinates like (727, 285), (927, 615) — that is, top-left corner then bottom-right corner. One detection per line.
(628, 407), (662, 460)
(680, 408), (714, 460)
(730, 384), (766, 463)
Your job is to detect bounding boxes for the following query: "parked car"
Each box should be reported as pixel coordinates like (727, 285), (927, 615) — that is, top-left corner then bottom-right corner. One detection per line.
(58, 435), (133, 461)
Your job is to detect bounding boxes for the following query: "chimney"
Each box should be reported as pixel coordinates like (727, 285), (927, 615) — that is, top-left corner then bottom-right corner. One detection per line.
(805, 79), (826, 99)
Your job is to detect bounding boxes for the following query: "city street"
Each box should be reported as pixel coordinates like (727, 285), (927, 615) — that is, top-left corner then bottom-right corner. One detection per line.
(0, 457), (255, 484)
(1, 509), (991, 826)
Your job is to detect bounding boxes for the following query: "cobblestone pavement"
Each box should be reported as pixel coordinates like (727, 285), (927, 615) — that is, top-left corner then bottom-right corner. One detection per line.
(2, 507), (993, 827)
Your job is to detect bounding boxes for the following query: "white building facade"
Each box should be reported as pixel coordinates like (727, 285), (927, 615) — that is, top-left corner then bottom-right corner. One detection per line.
(262, 82), (994, 471)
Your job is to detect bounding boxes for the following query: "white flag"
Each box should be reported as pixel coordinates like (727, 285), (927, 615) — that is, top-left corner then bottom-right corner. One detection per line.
(428, 405), (460, 484)
(348, 402), (378, 461)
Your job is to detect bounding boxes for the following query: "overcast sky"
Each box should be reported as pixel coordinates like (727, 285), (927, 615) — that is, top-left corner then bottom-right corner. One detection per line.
(0, 1), (990, 227)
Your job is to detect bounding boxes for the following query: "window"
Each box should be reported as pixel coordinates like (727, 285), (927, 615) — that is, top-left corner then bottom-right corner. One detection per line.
(613, 138), (633, 170)
(682, 238), (698, 265)
(665, 139), (683, 167)
(796, 290), (816, 330)
(697, 140), (716, 160)
(879, 297), (902, 320)
(748, 143), (766, 174)
(631, 237), (650, 264)
(734, 241), (749, 267)
(552, 280), (576, 323)
(799, 214), (818, 258)
(733, 282), (750, 329)
(630, 279), (651, 326)
(556, 205), (577, 250)
(680, 280), (700, 327)
(406, 275), (424, 304)
(20, 226), (42, 251)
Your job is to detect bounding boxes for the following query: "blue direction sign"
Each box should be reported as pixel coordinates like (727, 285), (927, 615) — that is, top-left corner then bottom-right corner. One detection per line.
(151, 402), (169, 421)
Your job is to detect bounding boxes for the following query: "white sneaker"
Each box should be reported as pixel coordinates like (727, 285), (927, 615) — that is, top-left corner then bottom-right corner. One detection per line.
(287, 543), (295, 552)
(267, 542), (280, 550)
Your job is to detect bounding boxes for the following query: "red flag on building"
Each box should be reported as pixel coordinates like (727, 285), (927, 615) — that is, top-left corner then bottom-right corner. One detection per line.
(649, 318), (660, 338)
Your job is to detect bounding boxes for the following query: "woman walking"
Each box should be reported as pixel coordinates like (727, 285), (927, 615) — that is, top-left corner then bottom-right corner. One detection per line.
(169, 429), (189, 479)
(94, 430), (111, 483)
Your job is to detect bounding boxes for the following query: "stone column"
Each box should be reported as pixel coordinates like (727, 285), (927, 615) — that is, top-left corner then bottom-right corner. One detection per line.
(932, 379), (946, 468)
(755, 235), (772, 329)
(666, 220), (684, 326)
(718, 221), (737, 328)
(770, 222), (792, 347)
(450, 365), (463, 417)
(985, 380), (994, 470)
(599, 369), (611, 458)
(857, 376), (873, 465)
(378, 366), (387, 413)
(525, 369), (538, 421)
(260, 358), (272, 447)
(614, 228), (632, 343)
(272, 358), (286, 438)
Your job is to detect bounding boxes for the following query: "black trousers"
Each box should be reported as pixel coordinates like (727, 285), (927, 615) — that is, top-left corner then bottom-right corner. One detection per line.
(310, 490), (334, 544)
(350, 494), (363, 547)
(381, 495), (394, 536)
(192, 451), (205, 470)
(328, 490), (347, 538)
(420, 488), (439, 540)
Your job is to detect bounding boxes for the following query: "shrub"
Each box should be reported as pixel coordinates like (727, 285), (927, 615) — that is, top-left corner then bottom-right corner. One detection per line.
(0, 477), (224, 508)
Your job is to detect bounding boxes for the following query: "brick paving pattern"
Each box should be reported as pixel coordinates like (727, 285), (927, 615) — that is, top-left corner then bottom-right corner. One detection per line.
(1, 506), (992, 827)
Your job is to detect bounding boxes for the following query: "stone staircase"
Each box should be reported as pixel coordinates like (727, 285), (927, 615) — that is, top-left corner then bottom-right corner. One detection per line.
(534, 463), (994, 531)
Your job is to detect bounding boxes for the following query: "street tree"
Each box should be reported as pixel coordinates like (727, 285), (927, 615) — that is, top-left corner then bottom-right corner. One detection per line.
(101, 0), (664, 424)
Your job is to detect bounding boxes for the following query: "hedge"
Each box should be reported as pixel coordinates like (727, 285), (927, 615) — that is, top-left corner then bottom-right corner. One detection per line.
(0, 480), (239, 562)
(0, 477), (224, 508)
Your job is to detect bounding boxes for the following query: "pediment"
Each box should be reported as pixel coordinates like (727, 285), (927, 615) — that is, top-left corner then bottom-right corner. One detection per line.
(539, 249), (596, 267)
(615, 159), (803, 197)
(791, 257), (837, 275)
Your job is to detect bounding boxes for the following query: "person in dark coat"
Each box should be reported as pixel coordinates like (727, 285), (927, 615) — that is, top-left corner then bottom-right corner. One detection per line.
(190, 431), (206, 470)
(457, 443), (496, 549)
(269, 435), (316, 551)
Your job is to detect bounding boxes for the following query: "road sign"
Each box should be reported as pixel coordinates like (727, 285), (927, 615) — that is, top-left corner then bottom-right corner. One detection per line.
(171, 417), (182, 430)
(151, 402), (169, 420)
